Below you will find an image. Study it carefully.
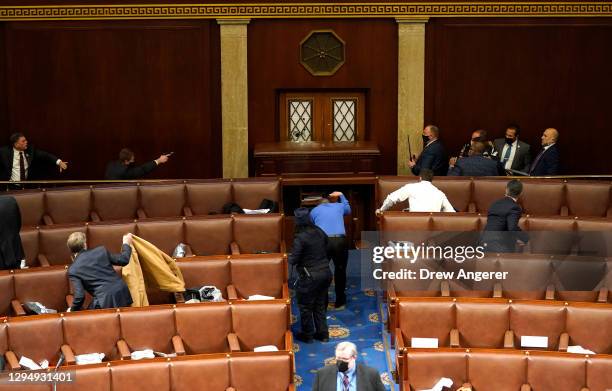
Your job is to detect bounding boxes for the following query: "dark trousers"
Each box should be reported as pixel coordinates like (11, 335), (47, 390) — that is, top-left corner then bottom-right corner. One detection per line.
(327, 236), (349, 305)
(296, 268), (332, 338)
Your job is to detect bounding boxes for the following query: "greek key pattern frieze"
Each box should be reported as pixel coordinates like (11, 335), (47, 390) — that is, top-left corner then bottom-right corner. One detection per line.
(1, 3), (611, 21)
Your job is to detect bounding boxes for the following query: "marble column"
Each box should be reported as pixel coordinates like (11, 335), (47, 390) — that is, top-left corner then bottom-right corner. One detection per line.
(218, 19), (250, 178)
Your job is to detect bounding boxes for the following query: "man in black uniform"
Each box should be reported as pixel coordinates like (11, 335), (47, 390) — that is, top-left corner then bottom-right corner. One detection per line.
(66, 231), (133, 311)
(289, 207), (332, 343)
(481, 180), (529, 252)
(105, 148), (171, 180)
(0, 195), (24, 270)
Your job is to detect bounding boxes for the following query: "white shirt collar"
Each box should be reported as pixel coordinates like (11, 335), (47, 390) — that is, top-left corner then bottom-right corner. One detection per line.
(543, 142), (555, 151)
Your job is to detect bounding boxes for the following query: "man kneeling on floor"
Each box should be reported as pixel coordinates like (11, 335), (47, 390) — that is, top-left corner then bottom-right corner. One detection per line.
(312, 341), (385, 391)
(66, 231), (133, 311)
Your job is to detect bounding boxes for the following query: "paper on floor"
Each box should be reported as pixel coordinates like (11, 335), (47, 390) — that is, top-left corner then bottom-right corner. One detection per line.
(567, 345), (595, 354)
(254, 345), (279, 352)
(418, 377), (453, 391)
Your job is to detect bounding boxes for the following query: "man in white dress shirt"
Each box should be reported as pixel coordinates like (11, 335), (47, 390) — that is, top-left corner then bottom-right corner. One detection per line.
(376, 169), (455, 214)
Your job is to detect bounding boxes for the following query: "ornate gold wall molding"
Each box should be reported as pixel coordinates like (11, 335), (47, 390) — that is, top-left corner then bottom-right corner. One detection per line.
(1, 3), (611, 21)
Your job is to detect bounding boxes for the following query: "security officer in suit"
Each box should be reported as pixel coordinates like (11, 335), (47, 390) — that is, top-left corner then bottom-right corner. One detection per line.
(481, 180), (529, 252)
(66, 231), (133, 311)
(0, 195), (24, 270)
(289, 207), (332, 343)
(312, 342), (385, 391)
(493, 124), (532, 173)
(409, 125), (448, 176)
(105, 148), (171, 180)
(448, 141), (504, 176)
(529, 128), (560, 176)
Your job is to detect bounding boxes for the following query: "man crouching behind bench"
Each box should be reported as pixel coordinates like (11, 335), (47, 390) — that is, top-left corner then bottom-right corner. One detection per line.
(66, 232), (133, 311)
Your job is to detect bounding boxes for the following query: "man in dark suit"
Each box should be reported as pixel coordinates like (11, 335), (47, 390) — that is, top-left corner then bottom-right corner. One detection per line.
(529, 128), (560, 176)
(493, 124), (532, 173)
(66, 231), (133, 311)
(0, 195), (24, 270)
(105, 148), (171, 180)
(312, 342), (386, 391)
(409, 125), (448, 176)
(481, 180), (529, 253)
(448, 141), (503, 176)
(0, 133), (68, 187)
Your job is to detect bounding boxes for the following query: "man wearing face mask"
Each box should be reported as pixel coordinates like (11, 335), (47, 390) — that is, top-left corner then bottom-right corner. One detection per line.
(105, 148), (170, 180)
(408, 125), (448, 176)
(493, 124), (532, 173)
(312, 342), (385, 391)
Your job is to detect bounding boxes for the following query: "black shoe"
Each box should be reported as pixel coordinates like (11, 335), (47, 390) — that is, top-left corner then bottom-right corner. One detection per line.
(294, 332), (314, 344)
(314, 334), (329, 342)
(334, 300), (346, 309)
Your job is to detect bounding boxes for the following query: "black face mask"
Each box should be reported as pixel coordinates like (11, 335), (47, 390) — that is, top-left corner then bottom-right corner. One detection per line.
(422, 135), (430, 145)
(505, 137), (515, 145)
(336, 360), (349, 373)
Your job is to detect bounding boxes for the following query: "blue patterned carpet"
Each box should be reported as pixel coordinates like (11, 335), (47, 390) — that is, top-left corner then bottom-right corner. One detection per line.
(290, 251), (397, 390)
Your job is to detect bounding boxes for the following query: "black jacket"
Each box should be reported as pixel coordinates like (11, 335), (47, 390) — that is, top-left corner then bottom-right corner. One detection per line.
(448, 155), (503, 177)
(312, 364), (386, 391)
(482, 197), (529, 252)
(412, 140), (448, 176)
(105, 160), (157, 180)
(529, 144), (560, 176)
(493, 138), (532, 172)
(0, 145), (59, 181)
(289, 225), (329, 272)
(68, 244), (132, 311)
(0, 196), (24, 269)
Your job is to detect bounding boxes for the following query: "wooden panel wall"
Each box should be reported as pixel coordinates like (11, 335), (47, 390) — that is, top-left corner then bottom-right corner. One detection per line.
(247, 19), (398, 175)
(425, 18), (612, 175)
(0, 20), (221, 180)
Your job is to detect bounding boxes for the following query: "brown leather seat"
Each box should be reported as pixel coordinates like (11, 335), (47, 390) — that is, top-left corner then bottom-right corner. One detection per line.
(230, 255), (286, 299)
(232, 214), (283, 254)
(565, 304), (612, 354)
(527, 352), (587, 391)
(119, 306), (178, 355)
(232, 179), (280, 210)
(404, 349), (467, 391)
(520, 179), (566, 216)
(380, 212), (432, 246)
(19, 228), (40, 267)
(136, 219), (185, 256)
(397, 299), (455, 347)
(230, 353), (292, 391)
(55, 364), (111, 391)
(13, 266), (69, 314)
(432, 178), (473, 212)
(510, 302), (566, 350)
(138, 183), (185, 219)
(110, 361), (170, 391)
(184, 217), (233, 256)
(185, 181), (232, 216)
(6, 315), (64, 367)
(178, 257), (231, 298)
(12, 190), (45, 227)
(576, 218), (612, 257)
(87, 222), (137, 253)
(231, 302), (289, 351)
(62, 309), (122, 361)
(171, 354), (231, 391)
(527, 217), (577, 255)
(468, 350), (527, 391)
(565, 181), (611, 217)
(497, 254), (554, 300)
(92, 185), (139, 221)
(586, 356), (612, 391)
(377, 176), (419, 211)
(472, 179), (508, 213)
(174, 303), (233, 354)
(455, 299), (510, 348)
(0, 272), (14, 316)
(39, 225), (87, 266)
(45, 188), (92, 225)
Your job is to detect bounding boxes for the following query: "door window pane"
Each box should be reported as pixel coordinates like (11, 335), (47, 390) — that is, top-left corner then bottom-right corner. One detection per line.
(288, 100), (313, 142)
(333, 99), (356, 142)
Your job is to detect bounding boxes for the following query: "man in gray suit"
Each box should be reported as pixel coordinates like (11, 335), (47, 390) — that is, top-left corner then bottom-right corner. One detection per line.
(312, 342), (386, 391)
(493, 124), (532, 174)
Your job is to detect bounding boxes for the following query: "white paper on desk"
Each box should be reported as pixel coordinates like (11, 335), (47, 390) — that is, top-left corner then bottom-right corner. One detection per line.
(254, 345), (279, 352)
(411, 337), (439, 348)
(131, 349), (155, 360)
(567, 345), (595, 354)
(19, 356), (42, 370)
(248, 295), (275, 301)
(76, 353), (105, 365)
(521, 336), (548, 348)
(418, 377), (453, 391)
(243, 209), (270, 214)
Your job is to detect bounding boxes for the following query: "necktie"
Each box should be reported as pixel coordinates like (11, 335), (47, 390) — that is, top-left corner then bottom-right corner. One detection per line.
(529, 148), (546, 174)
(343, 374), (350, 391)
(502, 144), (512, 164)
(19, 152), (26, 181)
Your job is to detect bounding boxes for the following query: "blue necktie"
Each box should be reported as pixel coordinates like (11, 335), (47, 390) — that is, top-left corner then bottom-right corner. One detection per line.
(502, 144), (512, 164)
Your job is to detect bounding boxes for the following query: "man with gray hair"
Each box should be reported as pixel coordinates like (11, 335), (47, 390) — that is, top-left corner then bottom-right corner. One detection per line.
(66, 231), (133, 311)
(312, 341), (385, 391)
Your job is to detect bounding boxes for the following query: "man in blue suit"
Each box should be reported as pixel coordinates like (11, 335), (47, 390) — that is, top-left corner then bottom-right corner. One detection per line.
(529, 128), (560, 176)
(409, 125), (448, 176)
(448, 141), (503, 176)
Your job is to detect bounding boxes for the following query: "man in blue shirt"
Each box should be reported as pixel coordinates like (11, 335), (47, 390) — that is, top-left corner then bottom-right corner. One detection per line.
(312, 341), (385, 391)
(310, 191), (351, 308)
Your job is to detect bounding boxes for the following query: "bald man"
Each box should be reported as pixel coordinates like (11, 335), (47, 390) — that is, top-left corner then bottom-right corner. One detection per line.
(529, 128), (560, 176)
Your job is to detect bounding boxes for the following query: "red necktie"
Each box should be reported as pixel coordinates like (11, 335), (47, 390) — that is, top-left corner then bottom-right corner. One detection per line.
(343, 374), (350, 391)
(19, 152), (26, 181)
